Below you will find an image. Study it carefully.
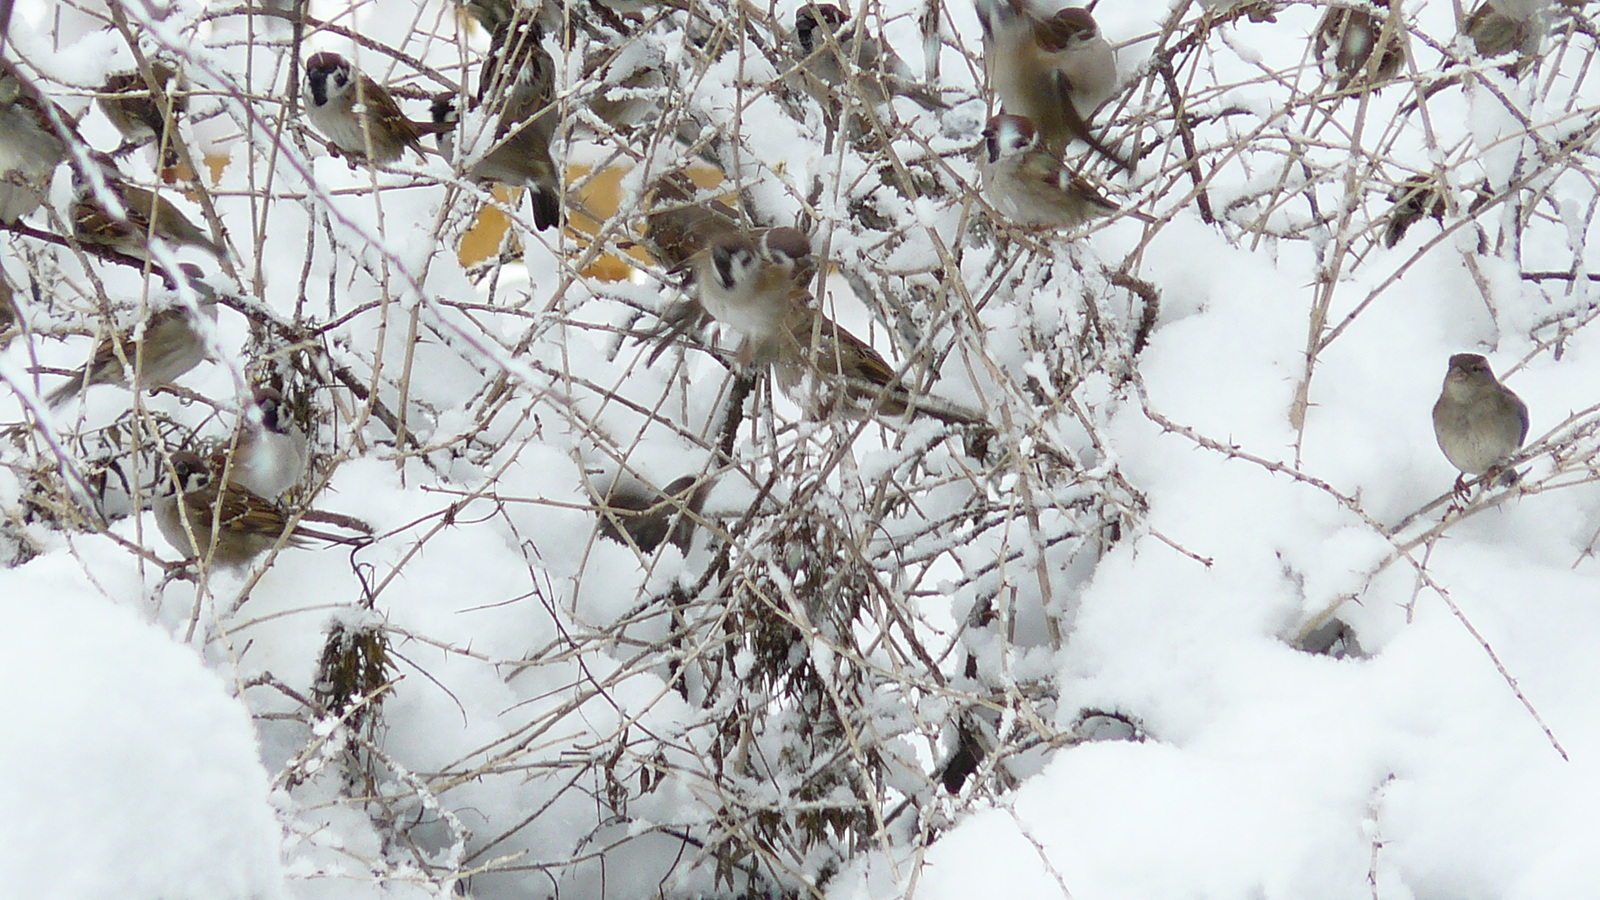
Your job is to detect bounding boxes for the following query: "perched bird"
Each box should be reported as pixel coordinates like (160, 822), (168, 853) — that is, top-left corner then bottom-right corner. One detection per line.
(1314, 0), (1406, 90)
(41, 272), (216, 408)
(70, 154), (228, 261)
(1432, 353), (1529, 495)
(635, 172), (744, 363)
(215, 387), (310, 501)
(1382, 175), (1446, 248)
(694, 227), (817, 364)
(596, 474), (713, 554)
(0, 59), (77, 224)
(771, 308), (981, 424)
(980, 113), (1118, 229)
(653, 224), (980, 423)
(578, 40), (668, 137)
(639, 223), (811, 361)
(154, 451), (368, 569)
(973, 0), (1129, 169)
(302, 51), (435, 164)
(97, 62), (187, 167)
(0, 270), (18, 346)
(430, 54), (561, 231)
(640, 170), (741, 271)
(1462, 0), (1546, 73)
(792, 3), (947, 113)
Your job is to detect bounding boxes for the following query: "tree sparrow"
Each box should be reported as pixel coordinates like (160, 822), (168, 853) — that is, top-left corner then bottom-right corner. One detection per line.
(42, 269), (216, 408)
(71, 154), (228, 261)
(771, 310), (982, 425)
(694, 227), (817, 364)
(636, 172), (744, 363)
(430, 49), (562, 231)
(1382, 175), (1446, 247)
(792, 3), (948, 113)
(641, 170), (742, 271)
(597, 474), (712, 554)
(97, 62), (187, 168)
(1432, 353), (1529, 495)
(973, 0), (1129, 169)
(217, 386), (310, 501)
(302, 51), (435, 164)
(154, 451), (369, 569)
(980, 113), (1119, 229)
(1314, 1), (1406, 90)
(1462, 0), (1546, 73)
(0, 59), (77, 225)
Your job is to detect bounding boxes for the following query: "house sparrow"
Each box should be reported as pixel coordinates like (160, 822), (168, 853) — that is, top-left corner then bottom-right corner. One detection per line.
(302, 51), (435, 164)
(0, 59), (77, 224)
(97, 61), (187, 167)
(71, 154), (228, 261)
(215, 386), (310, 501)
(792, 3), (948, 113)
(973, 0), (1129, 169)
(1432, 353), (1529, 495)
(42, 272), (216, 408)
(1314, 1), (1406, 90)
(980, 113), (1119, 229)
(596, 474), (712, 554)
(430, 50), (562, 230)
(154, 451), (368, 569)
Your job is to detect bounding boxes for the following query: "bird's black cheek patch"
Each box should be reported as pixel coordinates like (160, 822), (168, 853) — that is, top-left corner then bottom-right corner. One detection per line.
(714, 253), (736, 289)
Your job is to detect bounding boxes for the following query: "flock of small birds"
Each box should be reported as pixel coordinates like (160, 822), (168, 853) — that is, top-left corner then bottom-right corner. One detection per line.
(0, 0), (1543, 572)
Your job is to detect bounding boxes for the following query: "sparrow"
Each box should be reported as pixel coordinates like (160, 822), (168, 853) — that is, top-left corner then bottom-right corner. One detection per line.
(694, 227), (817, 364)
(0, 59), (77, 225)
(675, 225), (977, 423)
(1382, 175), (1446, 247)
(0, 271), (18, 345)
(980, 113), (1119, 229)
(302, 51), (436, 164)
(641, 226), (814, 366)
(41, 270), (216, 408)
(792, 3), (948, 113)
(1462, 0), (1545, 73)
(70, 154), (228, 261)
(215, 386), (310, 501)
(97, 61), (187, 167)
(771, 309), (982, 425)
(1314, 0), (1406, 90)
(634, 172), (744, 362)
(641, 170), (742, 271)
(430, 64), (561, 230)
(596, 474), (712, 554)
(973, 0), (1130, 169)
(154, 451), (368, 569)
(1432, 353), (1529, 495)
(578, 40), (668, 137)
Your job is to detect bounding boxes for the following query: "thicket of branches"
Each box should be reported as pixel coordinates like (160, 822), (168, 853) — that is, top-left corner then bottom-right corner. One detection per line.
(2, 0), (1598, 896)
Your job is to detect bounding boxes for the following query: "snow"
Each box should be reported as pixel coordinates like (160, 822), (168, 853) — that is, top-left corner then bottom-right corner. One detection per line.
(4, 0), (1600, 895)
(0, 569), (283, 900)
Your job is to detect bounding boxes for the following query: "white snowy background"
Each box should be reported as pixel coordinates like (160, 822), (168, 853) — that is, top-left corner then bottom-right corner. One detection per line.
(2, 0), (1599, 897)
